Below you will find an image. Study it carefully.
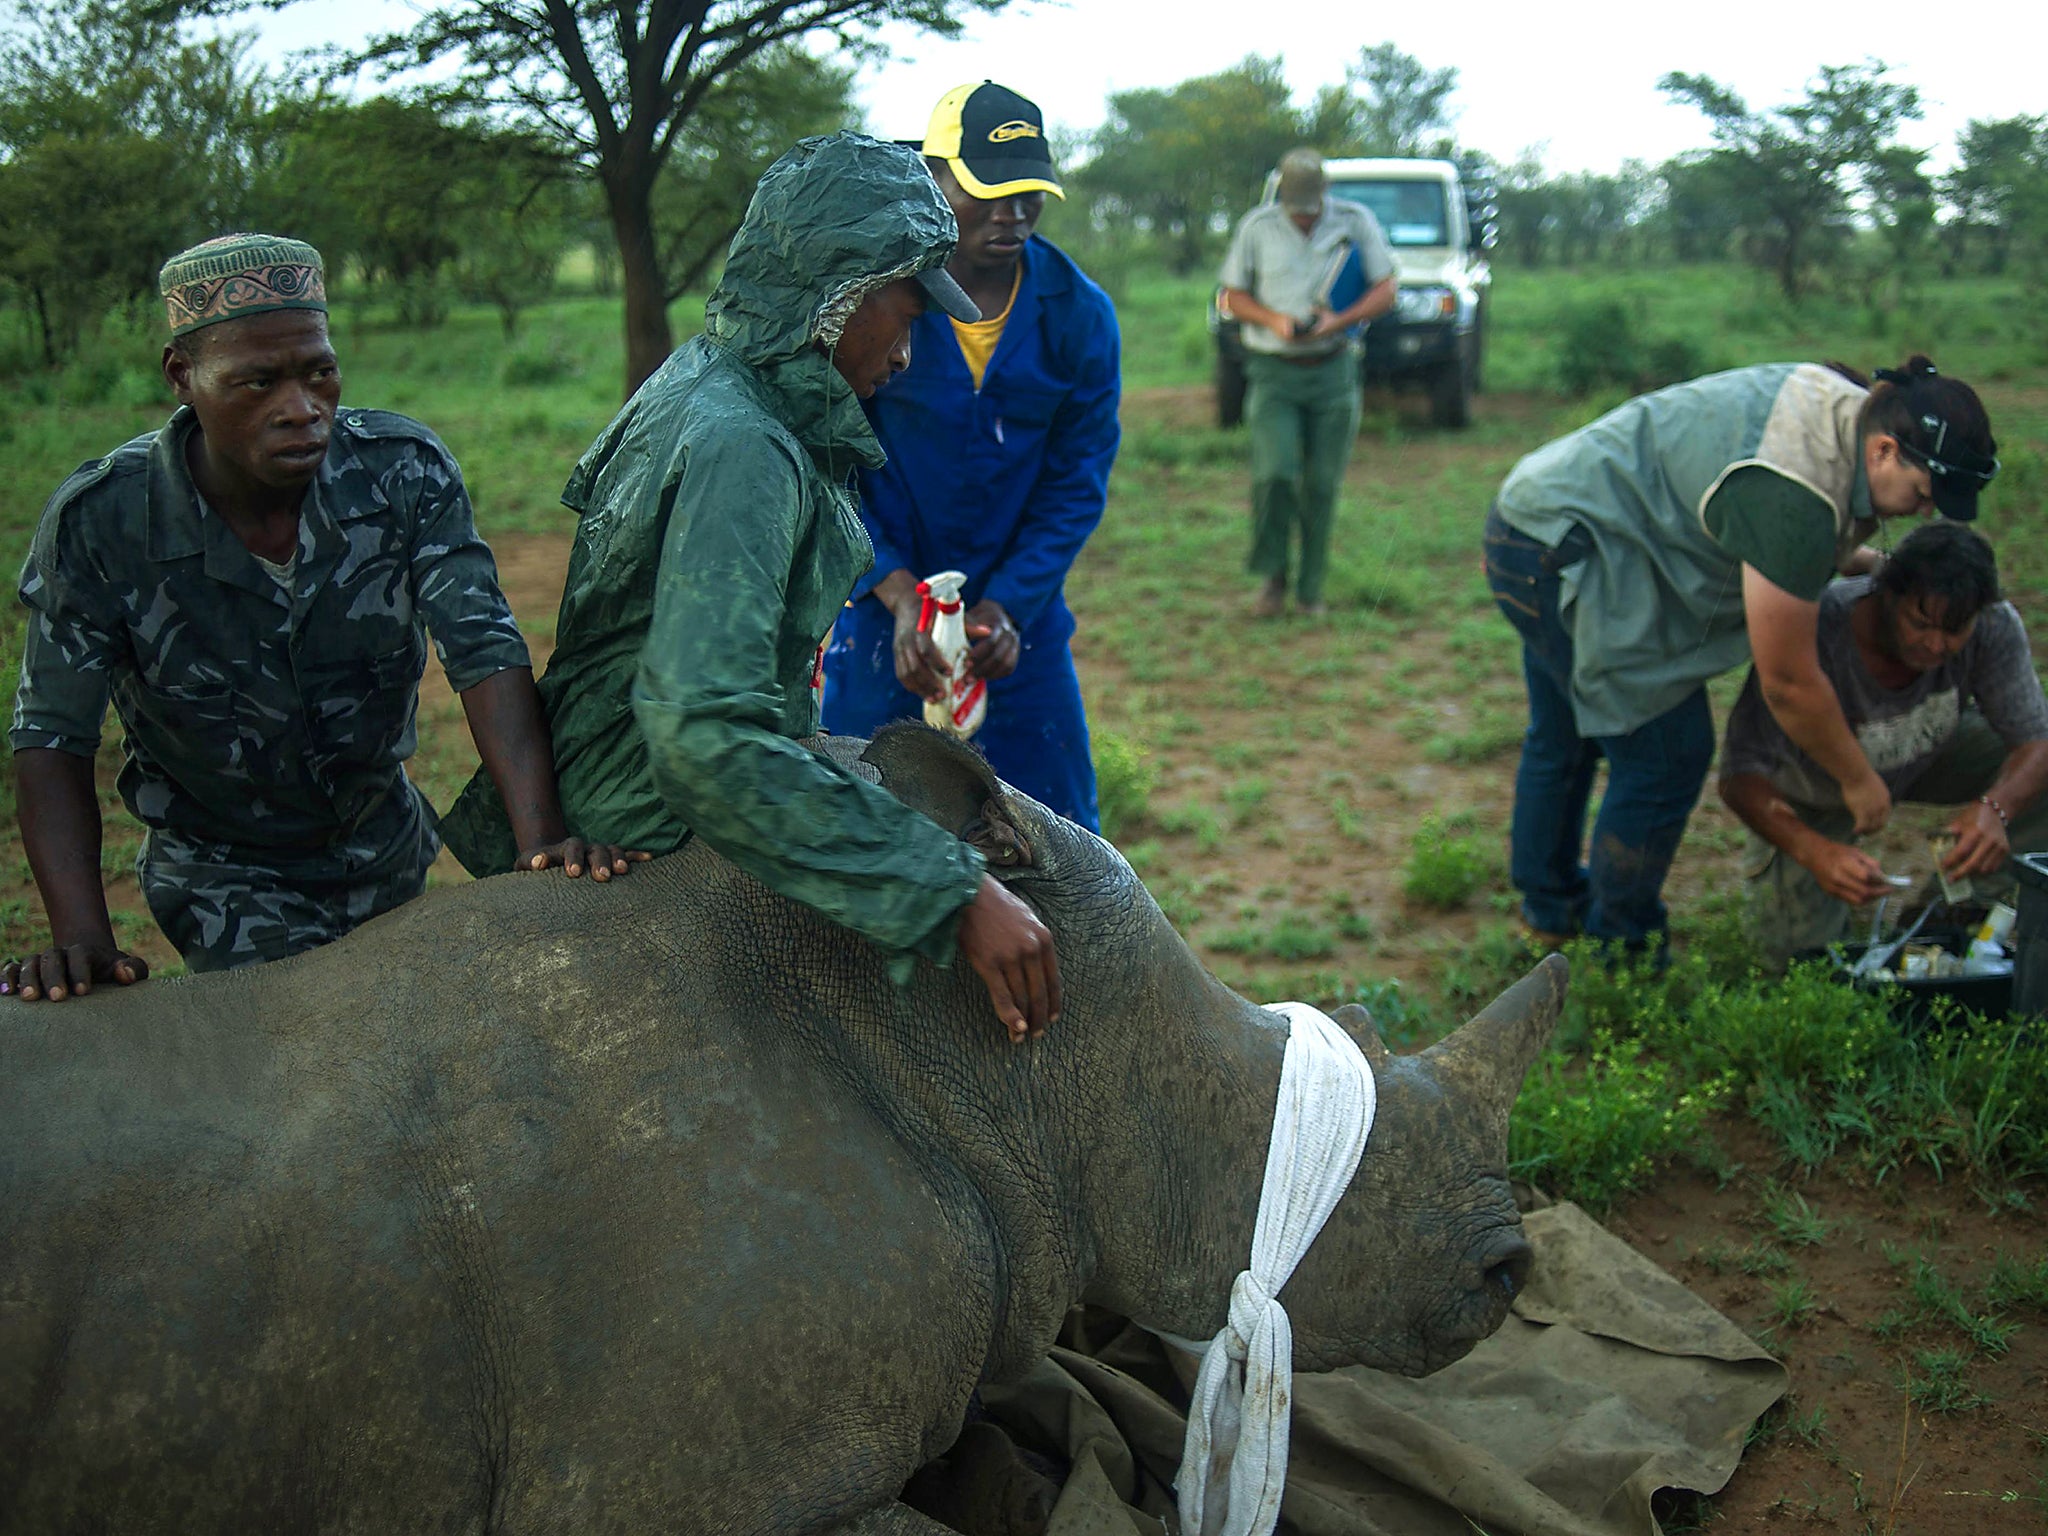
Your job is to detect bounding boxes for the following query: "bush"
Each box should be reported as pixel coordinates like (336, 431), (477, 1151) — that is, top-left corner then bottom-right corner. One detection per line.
(1555, 298), (1706, 397)
(1402, 814), (1487, 908)
(501, 339), (579, 387)
(1511, 1030), (1734, 1209)
(1092, 730), (1157, 844)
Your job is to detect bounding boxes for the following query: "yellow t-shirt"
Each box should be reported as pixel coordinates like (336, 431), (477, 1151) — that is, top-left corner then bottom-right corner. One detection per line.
(949, 268), (1021, 390)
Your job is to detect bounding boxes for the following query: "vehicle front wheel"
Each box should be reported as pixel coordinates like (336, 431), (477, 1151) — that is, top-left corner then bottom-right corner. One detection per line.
(1429, 345), (1473, 430)
(1215, 352), (1247, 430)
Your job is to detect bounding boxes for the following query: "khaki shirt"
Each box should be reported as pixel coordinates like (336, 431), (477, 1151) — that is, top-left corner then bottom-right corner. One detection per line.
(1218, 200), (1395, 359)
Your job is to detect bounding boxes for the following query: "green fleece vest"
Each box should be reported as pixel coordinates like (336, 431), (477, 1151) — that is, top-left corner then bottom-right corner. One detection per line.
(1496, 363), (1873, 737)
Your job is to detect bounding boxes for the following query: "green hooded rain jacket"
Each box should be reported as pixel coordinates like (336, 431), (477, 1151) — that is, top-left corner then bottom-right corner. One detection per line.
(442, 132), (987, 967)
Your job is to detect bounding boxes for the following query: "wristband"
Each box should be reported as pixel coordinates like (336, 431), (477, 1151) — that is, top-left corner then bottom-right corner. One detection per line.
(1980, 794), (2009, 829)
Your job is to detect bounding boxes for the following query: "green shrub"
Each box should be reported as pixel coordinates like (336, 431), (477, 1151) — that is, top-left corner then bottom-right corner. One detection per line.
(1402, 814), (1487, 908)
(1510, 1030), (1734, 1209)
(1092, 730), (1157, 843)
(1554, 298), (1705, 397)
(501, 339), (579, 387)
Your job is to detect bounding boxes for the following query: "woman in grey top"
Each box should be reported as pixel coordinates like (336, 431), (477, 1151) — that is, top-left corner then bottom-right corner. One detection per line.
(1481, 355), (2000, 954)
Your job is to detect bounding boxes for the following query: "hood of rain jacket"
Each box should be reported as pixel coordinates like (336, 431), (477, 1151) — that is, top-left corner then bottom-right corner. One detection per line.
(692, 130), (964, 476)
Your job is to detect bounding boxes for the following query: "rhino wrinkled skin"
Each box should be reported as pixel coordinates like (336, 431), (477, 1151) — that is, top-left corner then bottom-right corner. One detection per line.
(0, 726), (1565, 1535)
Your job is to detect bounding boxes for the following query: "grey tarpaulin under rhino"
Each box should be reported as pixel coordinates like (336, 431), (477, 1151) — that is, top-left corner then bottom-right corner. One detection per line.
(2, 726), (1578, 1533)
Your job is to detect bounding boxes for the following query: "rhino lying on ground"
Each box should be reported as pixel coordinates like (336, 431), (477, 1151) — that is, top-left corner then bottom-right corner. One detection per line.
(1, 726), (1565, 1535)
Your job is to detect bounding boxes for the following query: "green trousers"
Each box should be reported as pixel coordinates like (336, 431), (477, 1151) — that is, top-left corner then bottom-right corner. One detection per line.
(1741, 708), (2048, 964)
(1244, 350), (1361, 606)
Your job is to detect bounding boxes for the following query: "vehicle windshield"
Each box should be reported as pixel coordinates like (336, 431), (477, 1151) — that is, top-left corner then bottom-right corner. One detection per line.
(1328, 180), (1449, 247)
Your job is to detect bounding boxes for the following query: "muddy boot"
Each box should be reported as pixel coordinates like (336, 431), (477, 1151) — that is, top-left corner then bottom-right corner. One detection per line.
(1253, 574), (1286, 618)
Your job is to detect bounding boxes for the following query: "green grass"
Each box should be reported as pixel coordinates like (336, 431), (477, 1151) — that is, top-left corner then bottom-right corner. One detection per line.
(1904, 1347), (1992, 1414)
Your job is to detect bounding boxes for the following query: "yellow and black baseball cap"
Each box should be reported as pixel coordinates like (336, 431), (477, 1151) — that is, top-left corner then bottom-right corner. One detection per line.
(921, 82), (1064, 201)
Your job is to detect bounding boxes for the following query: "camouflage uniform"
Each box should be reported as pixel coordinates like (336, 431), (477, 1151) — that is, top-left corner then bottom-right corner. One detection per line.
(10, 405), (529, 971)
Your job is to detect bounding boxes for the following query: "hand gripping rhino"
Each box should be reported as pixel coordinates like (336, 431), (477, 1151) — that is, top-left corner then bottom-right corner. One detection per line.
(0, 726), (1565, 1535)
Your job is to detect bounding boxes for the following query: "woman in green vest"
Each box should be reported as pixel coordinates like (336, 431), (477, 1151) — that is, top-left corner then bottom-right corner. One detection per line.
(1482, 356), (1999, 952)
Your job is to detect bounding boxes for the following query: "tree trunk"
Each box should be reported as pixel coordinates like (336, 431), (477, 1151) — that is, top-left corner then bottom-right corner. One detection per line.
(1776, 221), (1804, 303)
(31, 285), (56, 367)
(608, 168), (673, 399)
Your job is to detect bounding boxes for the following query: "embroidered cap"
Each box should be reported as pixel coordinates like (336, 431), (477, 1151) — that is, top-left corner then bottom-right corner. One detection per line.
(920, 81), (1064, 201)
(160, 233), (327, 337)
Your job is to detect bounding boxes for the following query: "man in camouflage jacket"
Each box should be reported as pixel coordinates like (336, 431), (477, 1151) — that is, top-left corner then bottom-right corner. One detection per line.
(4, 234), (634, 999)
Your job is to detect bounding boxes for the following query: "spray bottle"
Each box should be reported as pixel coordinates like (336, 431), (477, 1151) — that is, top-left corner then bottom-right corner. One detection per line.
(916, 569), (987, 738)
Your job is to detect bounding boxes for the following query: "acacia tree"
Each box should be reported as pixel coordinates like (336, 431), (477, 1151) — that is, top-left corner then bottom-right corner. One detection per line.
(1659, 61), (1921, 301)
(1304, 42), (1458, 159)
(152, 0), (1008, 393)
(0, 0), (279, 359)
(1080, 57), (1300, 274)
(1943, 116), (2046, 274)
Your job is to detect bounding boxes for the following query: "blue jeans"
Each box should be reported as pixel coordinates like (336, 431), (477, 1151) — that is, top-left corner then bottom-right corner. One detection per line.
(1482, 506), (1715, 949)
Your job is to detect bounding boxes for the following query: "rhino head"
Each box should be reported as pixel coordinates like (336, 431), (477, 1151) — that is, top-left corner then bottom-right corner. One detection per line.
(1280, 958), (1563, 1374)
(856, 723), (1564, 1382)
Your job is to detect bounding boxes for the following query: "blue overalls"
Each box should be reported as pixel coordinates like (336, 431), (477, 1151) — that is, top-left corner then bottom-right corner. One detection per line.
(823, 236), (1121, 831)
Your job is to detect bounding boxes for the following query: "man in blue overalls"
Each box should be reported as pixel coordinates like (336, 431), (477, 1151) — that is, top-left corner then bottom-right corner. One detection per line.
(822, 81), (1121, 832)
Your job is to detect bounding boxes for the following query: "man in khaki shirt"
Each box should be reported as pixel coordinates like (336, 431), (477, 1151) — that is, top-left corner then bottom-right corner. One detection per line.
(1219, 149), (1396, 616)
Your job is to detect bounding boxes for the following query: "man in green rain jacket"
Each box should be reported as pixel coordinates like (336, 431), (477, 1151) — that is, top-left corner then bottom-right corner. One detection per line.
(444, 132), (1061, 1040)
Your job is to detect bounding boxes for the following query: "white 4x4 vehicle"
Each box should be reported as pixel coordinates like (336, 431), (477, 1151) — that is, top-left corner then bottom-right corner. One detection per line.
(1212, 156), (1495, 429)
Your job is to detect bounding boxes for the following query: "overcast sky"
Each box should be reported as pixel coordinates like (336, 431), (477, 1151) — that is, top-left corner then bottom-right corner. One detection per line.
(239, 0), (2041, 175)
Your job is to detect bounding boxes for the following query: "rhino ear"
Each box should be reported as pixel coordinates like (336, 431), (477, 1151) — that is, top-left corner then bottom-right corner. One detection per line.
(1422, 953), (1568, 1113)
(1329, 1002), (1393, 1069)
(859, 723), (1036, 870)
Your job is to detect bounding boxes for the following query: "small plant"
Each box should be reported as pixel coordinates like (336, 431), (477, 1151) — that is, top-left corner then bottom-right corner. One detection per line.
(1759, 1182), (1835, 1247)
(1747, 1398), (1830, 1450)
(1207, 911), (1337, 963)
(1156, 801), (1224, 854)
(1765, 1276), (1820, 1331)
(499, 339), (578, 386)
(1904, 1348), (1990, 1414)
(1092, 731), (1157, 844)
(1900, 1254), (2021, 1355)
(1738, 1240), (1795, 1278)
(1508, 1031), (1733, 1210)
(1402, 814), (1488, 909)
(1986, 1249), (2048, 1311)
(1695, 1237), (1735, 1275)
(1221, 776), (1270, 826)
(1323, 892), (1374, 942)
(1554, 297), (1705, 397)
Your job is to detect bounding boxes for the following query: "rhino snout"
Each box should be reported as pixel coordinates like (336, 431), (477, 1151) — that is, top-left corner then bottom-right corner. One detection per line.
(1484, 1230), (1533, 1307)
(1410, 1225), (1533, 1373)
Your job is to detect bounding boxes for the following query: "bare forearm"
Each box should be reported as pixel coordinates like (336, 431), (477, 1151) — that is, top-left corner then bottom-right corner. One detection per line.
(1984, 740), (2048, 824)
(17, 748), (116, 946)
(1221, 286), (1289, 335)
(1719, 773), (1829, 866)
(458, 667), (567, 851)
(1334, 275), (1397, 328)
(1758, 670), (1873, 790)
(871, 567), (921, 619)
